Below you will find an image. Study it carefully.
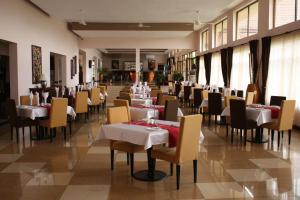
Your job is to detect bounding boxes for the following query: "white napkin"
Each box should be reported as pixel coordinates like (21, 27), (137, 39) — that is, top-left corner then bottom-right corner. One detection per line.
(55, 87), (59, 97)
(42, 92), (49, 104)
(35, 92), (40, 106)
(62, 87), (65, 96)
(29, 91), (33, 106)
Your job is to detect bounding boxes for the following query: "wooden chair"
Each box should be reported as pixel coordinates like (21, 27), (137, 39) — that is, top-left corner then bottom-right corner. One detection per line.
(245, 92), (254, 105)
(6, 99), (38, 143)
(261, 100), (296, 146)
(113, 99), (131, 121)
(107, 107), (144, 176)
(151, 89), (162, 98)
(229, 99), (257, 145)
(208, 93), (222, 125)
(224, 96), (239, 135)
(20, 95), (39, 106)
(89, 87), (102, 113)
(151, 114), (203, 190)
(39, 98), (68, 142)
(74, 91), (88, 121)
(237, 90), (244, 98)
(164, 99), (179, 122)
(183, 86), (191, 107)
(159, 95), (177, 106)
(193, 88), (203, 114)
(98, 85), (107, 109)
(270, 96), (286, 106)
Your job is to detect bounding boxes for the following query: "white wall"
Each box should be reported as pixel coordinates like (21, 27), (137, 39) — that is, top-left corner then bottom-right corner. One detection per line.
(81, 49), (102, 82)
(0, 0), (79, 101)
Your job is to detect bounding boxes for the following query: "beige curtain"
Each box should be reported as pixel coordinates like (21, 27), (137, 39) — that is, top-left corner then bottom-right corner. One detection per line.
(210, 52), (223, 87)
(198, 56), (206, 85)
(266, 31), (300, 126)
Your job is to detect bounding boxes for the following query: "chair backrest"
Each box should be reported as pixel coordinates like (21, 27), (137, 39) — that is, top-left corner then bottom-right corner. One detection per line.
(164, 99), (179, 122)
(6, 99), (18, 125)
(113, 99), (131, 121)
(49, 98), (68, 128)
(201, 90), (208, 100)
(75, 91), (88, 113)
(270, 96), (286, 106)
(20, 95), (39, 106)
(224, 96), (239, 107)
(119, 91), (131, 97)
(91, 87), (101, 105)
(193, 88), (203, 107)
(98, 86), (106, 94)
(20, 95), (30, 105)
(151, 89), (162, 98)
(107, 106), (130, 124)
(246, 92), (255, 105)
(183, 86), (191, 101)
(237, 90), (244, 98)
(208, 92), (222, 115)
(176, 114), (203, 163)
(278, 100), (296, 130)
(175, 84), (181, 97)
(229, 99), (247, 129)
(160, 95), (177, 106)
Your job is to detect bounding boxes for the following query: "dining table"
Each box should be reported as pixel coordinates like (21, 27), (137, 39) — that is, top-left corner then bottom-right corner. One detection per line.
(221, 104), (280, 143)
(98, 119), (204, 182)
(129, 105), (184, 121)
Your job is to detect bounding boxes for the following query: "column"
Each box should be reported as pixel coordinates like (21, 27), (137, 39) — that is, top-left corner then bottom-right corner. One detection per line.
(135, 48), (140, 83)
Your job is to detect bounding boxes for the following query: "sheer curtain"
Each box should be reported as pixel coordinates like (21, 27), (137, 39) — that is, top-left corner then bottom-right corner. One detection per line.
(230, 44), (251, 91)
(210, 52), (223, 86)
(198, 56), (206, 85)
(266, 31), (300, 126)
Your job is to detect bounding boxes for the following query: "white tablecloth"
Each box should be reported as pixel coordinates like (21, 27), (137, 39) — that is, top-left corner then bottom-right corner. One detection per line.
(129, 106), (183, 121)
(17, 105), (76, 120)
(98, 120), (204, 150)
(200, 98), (225, 108)
(131, 98), (152, 106)
(221, 106), (273, 126)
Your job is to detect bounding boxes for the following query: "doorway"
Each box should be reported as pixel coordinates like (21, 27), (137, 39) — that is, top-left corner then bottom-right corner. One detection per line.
(0, 40), (10, 120)
(50, 52), (65, 86)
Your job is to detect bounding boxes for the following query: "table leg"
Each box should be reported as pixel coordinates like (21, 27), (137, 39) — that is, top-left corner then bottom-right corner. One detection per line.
(247, 128), (269, 143)
(133, 147), (166, 182)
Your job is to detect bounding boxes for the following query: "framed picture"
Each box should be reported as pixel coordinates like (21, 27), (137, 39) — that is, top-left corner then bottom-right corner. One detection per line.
(31, 45), (42, 83)
(112, 60), (119, 70)
(148, 59), (156, 71)
(70, 59), (74, 79)
(74, 56), (77, 74)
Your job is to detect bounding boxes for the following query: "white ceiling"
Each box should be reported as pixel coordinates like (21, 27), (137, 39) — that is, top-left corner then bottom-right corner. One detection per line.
(74, 30), (193, 38)
(31, 0), (241, 23)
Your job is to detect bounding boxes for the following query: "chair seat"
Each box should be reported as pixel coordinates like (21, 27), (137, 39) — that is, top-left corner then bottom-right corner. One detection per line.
(151, 146), (177, 163)
(112, 141), (144, 153)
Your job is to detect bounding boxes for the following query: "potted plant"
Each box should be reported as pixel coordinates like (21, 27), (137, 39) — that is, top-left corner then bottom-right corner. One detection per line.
(173, 72), (184, 82)
(98, 67), (107, 82)
(155, 72), (164, 86)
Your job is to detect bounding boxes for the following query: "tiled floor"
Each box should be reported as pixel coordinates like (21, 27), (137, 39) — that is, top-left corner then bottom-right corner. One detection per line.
(0, 110), (300, 199)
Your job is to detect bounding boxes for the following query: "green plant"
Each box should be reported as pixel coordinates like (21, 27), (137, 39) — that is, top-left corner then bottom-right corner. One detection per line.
(97, 67), (107, 74)
(173, 73), (184, 82)
(155, 73), (164, 84)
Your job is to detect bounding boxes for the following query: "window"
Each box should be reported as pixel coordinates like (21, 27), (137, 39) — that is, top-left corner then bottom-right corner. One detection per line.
(273, 0), (299, 27)
(230, 44), (251, 91)
(215, 19), (228, 47)
(198, 56), (206, 85)
(236, 1), (259, 40)
(201, 30), (209, 52)
(210, 52), (223, 87)
(266, 31), (300, 125)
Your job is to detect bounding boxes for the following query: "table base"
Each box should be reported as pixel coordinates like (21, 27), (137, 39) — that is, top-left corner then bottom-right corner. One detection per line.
(247, 138), (269, 144)
(133, 170), (166, 182)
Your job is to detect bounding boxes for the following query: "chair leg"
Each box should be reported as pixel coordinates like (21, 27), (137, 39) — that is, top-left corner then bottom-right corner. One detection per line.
(193, 160), (197, 183)
(29, 126), (32, 141)
(130, 153), (134, 177)
(208, 114), (211, 125)
(16, 127), (19, 143)
(170, 163), (173, 176)
(244, 129), (247, 146)
(288, 129), (292, 145)
(22, 127), (25, 139)
(277, 131), (280, 147)
(50, 128), (53, 143)
(231, 128), (234, 144)
(126, 152), (130, 165)
(226, 124), (228, 137)
(271, 130), (274, 143)
(10, 126), (13, 140)
(64, 127), (67, 141)
(251, 129), (254, 141)
(69, 120), (72, 136)
(176, 165), (180, 190)
(110, 150), (114, 170)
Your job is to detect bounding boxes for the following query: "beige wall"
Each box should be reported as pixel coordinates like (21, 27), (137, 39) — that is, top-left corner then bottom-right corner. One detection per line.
(0, 0), (79, 101)
(80, 49), (102, 82)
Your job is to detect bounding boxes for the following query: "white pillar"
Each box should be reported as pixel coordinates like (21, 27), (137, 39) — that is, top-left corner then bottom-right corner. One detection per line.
(135, 48), (140, 83)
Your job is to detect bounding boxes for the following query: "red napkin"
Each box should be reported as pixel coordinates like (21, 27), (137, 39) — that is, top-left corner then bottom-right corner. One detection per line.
(152, 97), (157, 105)
(132, 105), (165, 120)
(126, 121), (179, 147)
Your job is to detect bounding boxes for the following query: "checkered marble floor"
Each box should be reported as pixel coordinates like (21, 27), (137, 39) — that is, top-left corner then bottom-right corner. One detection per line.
(0, 111), (300, 200)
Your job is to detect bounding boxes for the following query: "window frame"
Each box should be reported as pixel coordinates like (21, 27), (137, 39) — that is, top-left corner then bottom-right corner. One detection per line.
(235, 1), (259, 40)
(272, 0), (299, 28)
(214, 18), (228, 47)
(201, 30), (209, 52)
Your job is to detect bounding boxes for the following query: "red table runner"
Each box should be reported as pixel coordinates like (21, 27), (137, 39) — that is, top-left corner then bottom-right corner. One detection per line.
(132, 105), (165, 120)
(40, 105), (51, 116)
(248, 105), (280, 119)
(126, 121), (179, 147)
